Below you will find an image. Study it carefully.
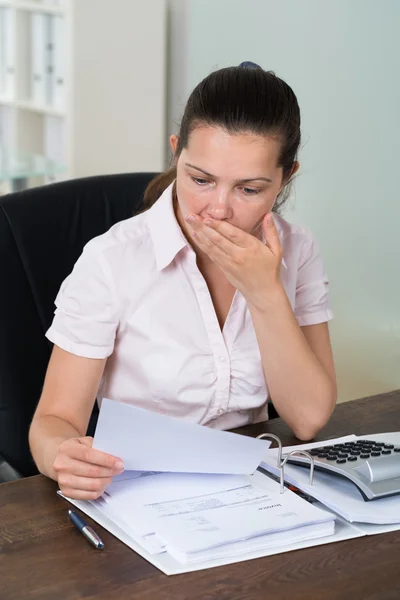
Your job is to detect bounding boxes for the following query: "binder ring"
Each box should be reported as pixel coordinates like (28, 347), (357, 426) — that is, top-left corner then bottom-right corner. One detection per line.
(256, 433), (315, 493)
(256, 433), (285, 492)
(281, 450), (315, 491)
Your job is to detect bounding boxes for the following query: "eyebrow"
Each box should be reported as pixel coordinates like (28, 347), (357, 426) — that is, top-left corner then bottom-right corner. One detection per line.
(184, 163), (272, 184)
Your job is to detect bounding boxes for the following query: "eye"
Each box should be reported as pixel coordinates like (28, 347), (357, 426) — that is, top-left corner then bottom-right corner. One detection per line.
(241, 187), (261, 196)
(191, 177), (210, 186)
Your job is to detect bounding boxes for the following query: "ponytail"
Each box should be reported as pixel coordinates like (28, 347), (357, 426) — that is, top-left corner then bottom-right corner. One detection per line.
(143, 166), (176, 208)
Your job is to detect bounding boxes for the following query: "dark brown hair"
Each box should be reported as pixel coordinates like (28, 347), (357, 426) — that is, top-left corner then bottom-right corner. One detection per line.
(144, 65), (301, 213)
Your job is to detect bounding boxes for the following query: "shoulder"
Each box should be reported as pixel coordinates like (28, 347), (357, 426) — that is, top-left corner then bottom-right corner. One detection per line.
(83, 210), (153, 268)
(273, 213), (314, 244)
(273, 213), (319, 267)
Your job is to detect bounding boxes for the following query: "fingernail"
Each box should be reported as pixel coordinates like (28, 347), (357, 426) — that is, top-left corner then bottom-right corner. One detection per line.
(115, 460), (124, 471)
(203, 219), (213, 226)
(185, 215), (195, 223)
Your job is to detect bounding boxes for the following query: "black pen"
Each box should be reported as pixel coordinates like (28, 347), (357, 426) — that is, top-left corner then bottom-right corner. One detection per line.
(68, 509), (105, 550)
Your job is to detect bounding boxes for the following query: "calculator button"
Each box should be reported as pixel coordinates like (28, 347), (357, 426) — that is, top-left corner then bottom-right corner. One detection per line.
(384, 444), (394, 449)
(338, 453), (349, 458)
(310, 449), (320, 455)
(350, 450), (361, 455)
(394, 448), (400, 453)
(382, 449), (392, 455)
(317, 453), (328, 458)
(371, 451), (381, 457)
(347, 456), (357, 461)
(360, 453), (370, 459)
(336, 458), (347, 464)
(373, 442), (385, 447)
(327, 455), (337, 460)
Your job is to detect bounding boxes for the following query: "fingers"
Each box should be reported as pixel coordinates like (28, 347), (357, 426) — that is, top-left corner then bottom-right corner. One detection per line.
(59, 487), (106, 501)
(191, 225), (232, 259)
(54, 437), (124, 500)
(55, 455), (121, 478)
(185, 215), (248, 247)
(77, 436), (95, 447)
(58, 438), (123, 471)
(185, 215), (247, 266)
(262, 213), (282, 256)
(58, 473), (113, 494)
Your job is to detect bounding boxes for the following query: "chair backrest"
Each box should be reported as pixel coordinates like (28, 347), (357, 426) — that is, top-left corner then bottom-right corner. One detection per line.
(0, 172), (158, 476)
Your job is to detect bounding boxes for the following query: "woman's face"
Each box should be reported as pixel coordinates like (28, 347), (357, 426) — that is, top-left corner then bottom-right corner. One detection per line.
(172, 126), (293, 242)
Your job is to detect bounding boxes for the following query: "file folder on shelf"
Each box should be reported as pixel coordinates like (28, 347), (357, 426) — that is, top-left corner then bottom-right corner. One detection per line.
(1, 8), (16, 99)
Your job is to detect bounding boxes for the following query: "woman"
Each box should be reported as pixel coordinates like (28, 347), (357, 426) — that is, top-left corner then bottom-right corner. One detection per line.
(29, 64), (337, 500)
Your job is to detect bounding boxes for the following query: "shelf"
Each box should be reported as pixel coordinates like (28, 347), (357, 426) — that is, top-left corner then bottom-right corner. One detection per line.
(0, 1), (67, 15)
(14, 99), (66, 118)
(0, 146), (66, 181)
(0, 96), (15, 106)
(0, 0), (166, 182)
(0, 97), (66, 118)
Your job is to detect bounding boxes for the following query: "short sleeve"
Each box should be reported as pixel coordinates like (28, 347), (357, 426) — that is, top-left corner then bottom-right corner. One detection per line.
(46, 242), (119, 358)
(294, 233), (333, 327)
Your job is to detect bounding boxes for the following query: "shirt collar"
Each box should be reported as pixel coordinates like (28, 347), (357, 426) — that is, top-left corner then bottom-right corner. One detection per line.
(146, 182), (188, 271)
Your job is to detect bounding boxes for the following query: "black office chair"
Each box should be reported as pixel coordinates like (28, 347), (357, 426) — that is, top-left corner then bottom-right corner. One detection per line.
(0, 173), (158, 480)
(0, 172), (279, 482)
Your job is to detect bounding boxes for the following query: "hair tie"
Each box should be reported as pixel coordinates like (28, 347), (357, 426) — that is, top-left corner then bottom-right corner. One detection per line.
(239, 61), (262, 69)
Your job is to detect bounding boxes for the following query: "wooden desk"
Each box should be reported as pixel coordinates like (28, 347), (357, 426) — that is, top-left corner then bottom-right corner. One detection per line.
(1, 391), (400, 600)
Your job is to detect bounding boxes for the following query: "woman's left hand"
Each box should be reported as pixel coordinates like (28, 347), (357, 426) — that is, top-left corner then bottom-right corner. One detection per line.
(185, 212), (283, 305)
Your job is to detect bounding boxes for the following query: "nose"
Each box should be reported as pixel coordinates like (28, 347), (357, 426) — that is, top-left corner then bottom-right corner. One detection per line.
(206, 188), (233, 220)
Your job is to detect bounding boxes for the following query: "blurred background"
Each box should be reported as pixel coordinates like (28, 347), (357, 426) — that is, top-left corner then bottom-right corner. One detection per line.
(1, 0), (399, 404)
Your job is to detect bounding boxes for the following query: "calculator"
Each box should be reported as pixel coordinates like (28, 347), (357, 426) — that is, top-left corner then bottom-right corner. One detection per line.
(286, 438), (400, 501)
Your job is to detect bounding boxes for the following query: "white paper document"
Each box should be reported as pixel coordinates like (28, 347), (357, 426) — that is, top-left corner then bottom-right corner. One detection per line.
(101, 471), (335, 563)
(93, 398), (270, 475)
(60, 469), (340, 572)
(61, 488), (365, 575)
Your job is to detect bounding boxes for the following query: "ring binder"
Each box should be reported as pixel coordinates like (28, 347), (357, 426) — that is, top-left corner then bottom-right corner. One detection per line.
(256, 433), (315, 493)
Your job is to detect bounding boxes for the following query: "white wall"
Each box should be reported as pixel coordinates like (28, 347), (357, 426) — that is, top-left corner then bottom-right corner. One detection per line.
(165, 0), (189, 162)
(168, 0), (400, 402)
(70, 0), (167, 177)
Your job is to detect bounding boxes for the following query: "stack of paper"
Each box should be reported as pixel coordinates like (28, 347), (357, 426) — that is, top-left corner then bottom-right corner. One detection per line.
(60, 399), (342, 573)
(97, 470), (335, 564)
(86, 399), (335, 564)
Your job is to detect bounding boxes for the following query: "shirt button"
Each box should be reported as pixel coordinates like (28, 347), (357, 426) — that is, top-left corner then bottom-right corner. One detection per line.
(217, 408), (224, 415)
(219, 356), (225, 362)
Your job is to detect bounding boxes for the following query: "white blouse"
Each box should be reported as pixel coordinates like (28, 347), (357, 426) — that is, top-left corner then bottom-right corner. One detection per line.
(46, 183), (333, 430)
